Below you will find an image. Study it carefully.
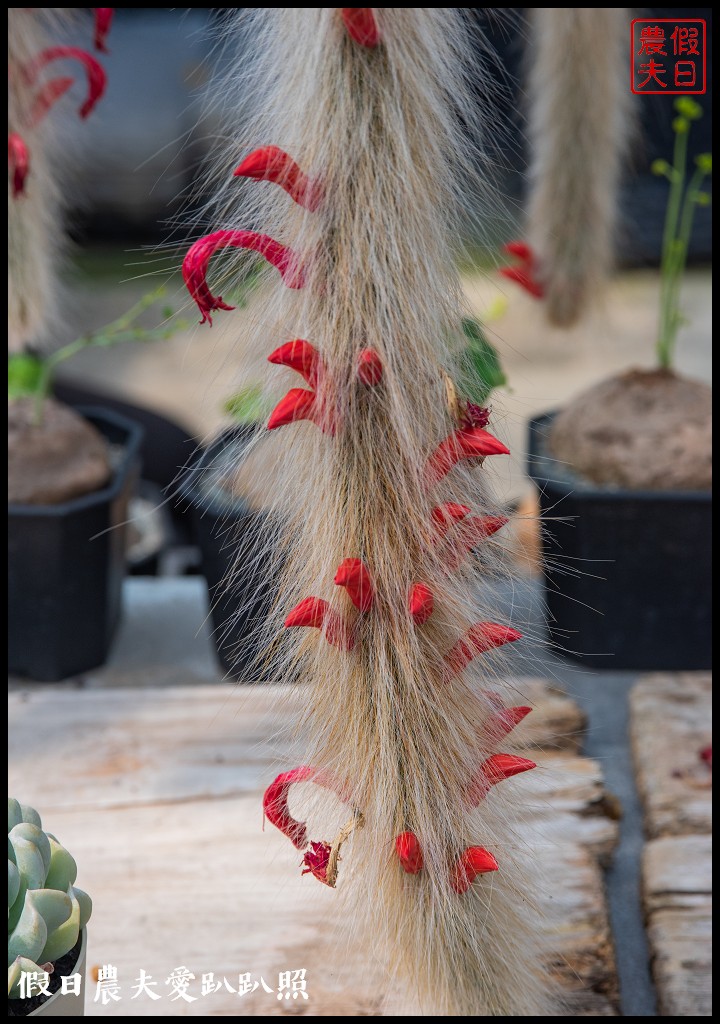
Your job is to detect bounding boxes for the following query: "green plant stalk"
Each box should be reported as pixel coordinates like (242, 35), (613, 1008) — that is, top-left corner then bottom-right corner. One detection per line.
(663, 165), (708, 365)
(657, 126), (688, 369)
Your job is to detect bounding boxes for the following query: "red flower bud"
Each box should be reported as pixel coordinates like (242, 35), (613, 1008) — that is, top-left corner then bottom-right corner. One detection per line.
(334, 558), (374, 612)
(268, 340), (323, 387)
(425, 427), (509, 487)
(450, 847), (499, 894)
(340, 9), (381, 47)
(8, 133), (29, 197)
(93, 9), (114, 53)
(234, 145), (320, 211)
(284, 596), (354, 650)
(182, 230), (304, 325)
(357, 348), (383, 385)
(262, 766), (316, 849)
(395, 832), (423, 874)
(499, 241), (545, 299)
(30, 77), (74, 126)
(302, 840), (333, 884)
(409, 583), (433, 625)
(444, 622), (522, 679)
(29, 47), (107, 119)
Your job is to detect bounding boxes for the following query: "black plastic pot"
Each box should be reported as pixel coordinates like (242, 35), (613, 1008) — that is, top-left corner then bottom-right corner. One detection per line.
(179, 428), (277, 681)
(527, 412), (712, 671)
(8, 407), (143, 681)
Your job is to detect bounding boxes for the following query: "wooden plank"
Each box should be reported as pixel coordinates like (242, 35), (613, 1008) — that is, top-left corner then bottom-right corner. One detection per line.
(643, 836), (712, 1017)
(630, 673), (712, 840)
(8, 682), (617, 1016)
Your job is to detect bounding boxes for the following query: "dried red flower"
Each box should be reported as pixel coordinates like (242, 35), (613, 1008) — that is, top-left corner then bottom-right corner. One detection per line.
(450, 847), (499, 894)
(262, 766), (316, 848)
(8, 133), (29, 197)
(444, 622), (522, 679)
(302, 841), (333, 884)
(340, 9), (381, 47)
(425, 427), (510, 487)
(395, 832), (423, 874)
(267, 340), (323, 387)
(93, 9), (114, 53)
(234, 146), (319, 211)
(284, 596), (354, 650)
(334, 559), (374, 612)
(460, 402), (491, 429)
(182, 230), (304, 325)
(357, 348), (383, 386)
(30, 77), (74, 126)
(499, 241), (544, 299)
(29, 47), (107, 120)
(409, 583), (434, 625)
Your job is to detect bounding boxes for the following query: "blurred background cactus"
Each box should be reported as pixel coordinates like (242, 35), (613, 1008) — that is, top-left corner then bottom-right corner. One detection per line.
(7, 799), (91, 1000)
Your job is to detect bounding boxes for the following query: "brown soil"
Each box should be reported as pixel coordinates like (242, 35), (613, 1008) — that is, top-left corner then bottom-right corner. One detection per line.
(8, 397), (111, 505)
(549, 368), (712, 491)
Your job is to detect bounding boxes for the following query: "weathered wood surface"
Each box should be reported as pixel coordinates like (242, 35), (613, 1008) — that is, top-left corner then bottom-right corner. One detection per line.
(630, 673), (712, 839)
(8, 681), (617, 1016)
(631, 674), (713, 1017)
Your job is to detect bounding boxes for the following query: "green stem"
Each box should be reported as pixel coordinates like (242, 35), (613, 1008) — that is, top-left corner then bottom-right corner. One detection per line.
(657, 128), (689, 369)
(661, 166), (707, 369)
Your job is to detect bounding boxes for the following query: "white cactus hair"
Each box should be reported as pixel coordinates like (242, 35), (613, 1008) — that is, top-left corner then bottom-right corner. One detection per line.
(199, 9), (554, 1015)
(526, 8), (633, 327)
(7, 8), (74, 353)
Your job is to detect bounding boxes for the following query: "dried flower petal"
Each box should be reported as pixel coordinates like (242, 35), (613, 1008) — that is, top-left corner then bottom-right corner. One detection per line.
(29, 47), (107, 119)
(284, 596), (354, 650)
(93, 9), (114, 53)
(460, 402), (491, 429)
(268, 340), (323, 387)
(302, 840), (333, 884)
(340, 9), (381, 47)
(267, 388), (317, 430)
(396, 832), (423, 874)
(409, 583), (434, 625)
(334, 558), (374, 612)
(357, 348), (383, 385)
(234, 146), (320, 210)
(425, 427), (509, 487)
(30, 77), (74, 126)
(8, 133), (29, 197)
(182, 229), (304, 325)
(499, 241), (545, 299)
(445, 623), (522, 679)
(450, 847), (499, 894)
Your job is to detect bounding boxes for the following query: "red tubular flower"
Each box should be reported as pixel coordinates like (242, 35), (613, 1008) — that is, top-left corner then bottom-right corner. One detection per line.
(93, 9), (114, 53)
(395, 832), (423, 874)
(267, 388), (317, 431)
(284, 596), (354, 650)
(482, 698), (532, 745)
(302, 841), (333, 884)
(334, 559), (374, 612)
(8, 133), (29, 197)
(459, 402), (491, 430)
(444, 622), (522, 679)
(340, 9), (381, 47)
(443, 515), (509, 570)
(409, 583), (434, 625)
(30, 77), (74, 126)
(29, 47), (107, 119)
(357, 348), (383, 386)
(425, 427), (510, 487)
(466, 753), (536, 806)
(450, 847), (499, 894)
(499, 241), (545, 299)
(262, 766), (316, 849)
(431, 503), (471, 540)
(268, 340), (323, 387)
(183, 230), (304, 325)
(233, 146), (319, 211)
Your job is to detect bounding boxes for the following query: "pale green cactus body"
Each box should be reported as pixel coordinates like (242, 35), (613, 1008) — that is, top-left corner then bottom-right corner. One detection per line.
(7, 800), (92, 999)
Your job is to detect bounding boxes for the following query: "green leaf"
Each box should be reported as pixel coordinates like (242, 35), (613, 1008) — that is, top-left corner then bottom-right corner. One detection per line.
(44, 836), (77, 893)
(8, 799), (23, 833)
(223, 385), (269, 424)
(9, 824), (51, 875)
(8, 861), (20, 911)
(8, 956), (44, 999)
(458, 318), (507, 406)
(38, 889), (80, 964)
(8, 355), (44, 398)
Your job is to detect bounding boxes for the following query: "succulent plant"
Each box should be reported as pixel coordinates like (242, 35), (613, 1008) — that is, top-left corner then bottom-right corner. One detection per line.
(7, 799), (91, 1000)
